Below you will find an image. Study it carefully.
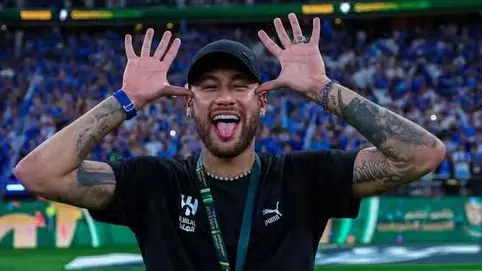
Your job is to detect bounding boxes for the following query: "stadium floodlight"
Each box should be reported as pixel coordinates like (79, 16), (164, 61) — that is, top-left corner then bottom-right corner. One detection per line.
(6, 184), (25, 191)
(340, 2), (351, 14)
(59, 9), (68, 21)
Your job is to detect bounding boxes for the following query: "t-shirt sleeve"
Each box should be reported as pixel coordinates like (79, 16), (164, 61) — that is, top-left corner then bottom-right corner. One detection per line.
(88, 156), (167, 229)
(288, 149), (361, 220)
(319, 149), (362, 219)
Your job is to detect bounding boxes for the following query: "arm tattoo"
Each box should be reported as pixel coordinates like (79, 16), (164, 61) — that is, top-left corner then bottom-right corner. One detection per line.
(63, 161), (117, 209)
(78, 162), (116, 186)
(351, 148), (416, 197)
(323, 84), (437, 160)
(340, 93), (437, 151)
(353, 149), (400, 183)
(315, 83), (442, 195)
(70, 97), (122, 209)
(76, 97), (124, 161)
(353, 148), (408, 183)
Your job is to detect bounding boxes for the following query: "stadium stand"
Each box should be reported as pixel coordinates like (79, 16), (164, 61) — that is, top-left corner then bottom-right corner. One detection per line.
(1, 16), (481, 197)
(0, 0), (348, 9)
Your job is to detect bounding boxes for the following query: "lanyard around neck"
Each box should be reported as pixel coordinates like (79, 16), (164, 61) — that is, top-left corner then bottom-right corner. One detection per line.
(195, 154), (261, 271)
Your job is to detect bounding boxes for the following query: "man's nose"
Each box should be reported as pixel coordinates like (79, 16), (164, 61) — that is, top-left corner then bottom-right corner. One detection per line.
(214, 87), (236, 106)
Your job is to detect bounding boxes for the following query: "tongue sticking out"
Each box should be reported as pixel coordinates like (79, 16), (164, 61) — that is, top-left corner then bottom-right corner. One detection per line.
(216, 122), (237, 139)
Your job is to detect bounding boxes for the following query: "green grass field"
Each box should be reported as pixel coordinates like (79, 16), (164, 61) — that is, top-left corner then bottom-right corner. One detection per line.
(2, 247), (482, 271)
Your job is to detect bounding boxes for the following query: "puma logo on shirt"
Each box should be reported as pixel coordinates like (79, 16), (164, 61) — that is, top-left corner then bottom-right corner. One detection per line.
(263, 201), (282, 226)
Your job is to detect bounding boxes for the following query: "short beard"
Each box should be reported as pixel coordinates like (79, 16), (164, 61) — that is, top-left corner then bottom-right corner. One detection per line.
(194, 111), (260, 159)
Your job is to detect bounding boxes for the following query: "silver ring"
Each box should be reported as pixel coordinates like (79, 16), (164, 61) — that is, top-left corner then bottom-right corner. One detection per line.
(292, 35), (307, 44)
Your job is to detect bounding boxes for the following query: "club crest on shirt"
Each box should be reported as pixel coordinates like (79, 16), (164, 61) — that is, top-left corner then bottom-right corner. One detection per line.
(179, 194), (198, 232)
(262, 201), (282, 226)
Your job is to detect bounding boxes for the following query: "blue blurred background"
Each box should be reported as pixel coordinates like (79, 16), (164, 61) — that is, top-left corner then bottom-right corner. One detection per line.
(1, 0), (481, 200)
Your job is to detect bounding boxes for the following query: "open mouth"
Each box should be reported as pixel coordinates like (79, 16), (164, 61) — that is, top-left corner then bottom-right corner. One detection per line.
(212, 114), (241, 140)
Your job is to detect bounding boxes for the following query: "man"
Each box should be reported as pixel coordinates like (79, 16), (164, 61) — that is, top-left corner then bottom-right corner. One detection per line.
(14, 14), (445, 271)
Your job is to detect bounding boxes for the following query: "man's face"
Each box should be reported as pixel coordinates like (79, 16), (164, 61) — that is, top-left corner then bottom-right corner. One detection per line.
(189, 68), (266, 158)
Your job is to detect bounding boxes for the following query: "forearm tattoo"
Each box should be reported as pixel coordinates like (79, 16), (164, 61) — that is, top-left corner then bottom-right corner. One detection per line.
(76, 96), (124, 161)
(320, 83), (439, 186)
(69, 97), (123, 208)
(341, 95), (437, 155)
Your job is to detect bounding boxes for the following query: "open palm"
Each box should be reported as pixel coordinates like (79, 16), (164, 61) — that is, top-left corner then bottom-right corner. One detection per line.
(257, 13), (329, 96)
(122, 29), (192, 109)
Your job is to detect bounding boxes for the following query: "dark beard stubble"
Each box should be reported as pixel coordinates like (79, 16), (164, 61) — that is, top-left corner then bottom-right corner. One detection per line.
(194, 110), (260, 159)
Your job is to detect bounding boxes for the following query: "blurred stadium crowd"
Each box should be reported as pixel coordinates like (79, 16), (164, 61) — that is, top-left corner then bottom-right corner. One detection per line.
(1, 16), (482, 196)
(0, 0), (306, 9)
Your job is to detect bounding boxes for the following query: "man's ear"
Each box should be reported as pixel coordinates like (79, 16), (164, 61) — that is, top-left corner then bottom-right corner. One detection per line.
(185, 96), (193, 108)
(185, 83), (193, 116)
(258, 92), (268, 112)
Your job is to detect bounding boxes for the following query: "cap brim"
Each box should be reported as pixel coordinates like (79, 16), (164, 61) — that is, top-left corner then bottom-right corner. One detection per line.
(187, 52), (261, 86)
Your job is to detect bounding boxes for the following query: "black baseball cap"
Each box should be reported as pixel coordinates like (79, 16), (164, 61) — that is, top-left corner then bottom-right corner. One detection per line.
(187, 39), (262, 86)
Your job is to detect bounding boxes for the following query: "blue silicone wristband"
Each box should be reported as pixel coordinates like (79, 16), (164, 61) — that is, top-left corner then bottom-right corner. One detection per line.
(113, 89), (137, 120)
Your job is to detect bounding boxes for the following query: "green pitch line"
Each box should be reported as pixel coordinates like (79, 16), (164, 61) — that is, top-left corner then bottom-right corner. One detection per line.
(0, 247), (140, 271)
(1, 248), (482, 271)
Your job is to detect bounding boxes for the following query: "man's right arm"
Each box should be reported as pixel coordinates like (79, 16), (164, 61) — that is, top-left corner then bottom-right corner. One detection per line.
(14, 29), (191, 211)
(14, 96), (124, 210)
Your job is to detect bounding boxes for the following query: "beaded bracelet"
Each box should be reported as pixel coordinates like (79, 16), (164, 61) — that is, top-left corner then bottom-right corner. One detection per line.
(321, 80), (334, 111)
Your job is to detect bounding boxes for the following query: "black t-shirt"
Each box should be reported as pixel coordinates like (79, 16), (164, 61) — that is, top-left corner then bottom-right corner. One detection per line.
(89, 150), (361, 271)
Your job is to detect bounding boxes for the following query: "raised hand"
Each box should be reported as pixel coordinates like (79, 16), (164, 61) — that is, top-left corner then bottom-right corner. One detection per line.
(122, 28), (192, 109)
(256, 13), (330, 98)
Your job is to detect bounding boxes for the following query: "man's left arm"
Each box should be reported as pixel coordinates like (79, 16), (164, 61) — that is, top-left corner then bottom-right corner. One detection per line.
(307, 82), (446, 198)
(256, 13), (446, 198)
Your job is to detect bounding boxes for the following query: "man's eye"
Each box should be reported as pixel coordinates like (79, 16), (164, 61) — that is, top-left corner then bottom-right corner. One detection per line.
(233, 85), (249, 90)
(202, 85), (217, 91)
